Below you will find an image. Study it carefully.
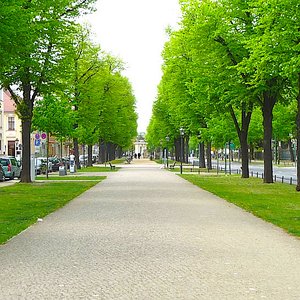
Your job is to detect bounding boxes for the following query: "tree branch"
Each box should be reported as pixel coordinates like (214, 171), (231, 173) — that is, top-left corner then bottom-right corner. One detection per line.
(6, 86), (20, 106)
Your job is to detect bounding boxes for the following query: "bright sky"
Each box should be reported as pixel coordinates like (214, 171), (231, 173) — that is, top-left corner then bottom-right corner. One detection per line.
(86, 0), (182, 133)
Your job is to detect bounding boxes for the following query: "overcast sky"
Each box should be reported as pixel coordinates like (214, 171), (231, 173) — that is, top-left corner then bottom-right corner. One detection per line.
(86, 0), (182, 133)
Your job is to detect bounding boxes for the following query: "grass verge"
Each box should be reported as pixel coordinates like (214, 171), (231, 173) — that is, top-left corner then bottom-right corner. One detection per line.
(77, 166), (119, 172)
(181, 174), (300, 237)
(36, 176), (106, 181)
(0, 178), (104, 245)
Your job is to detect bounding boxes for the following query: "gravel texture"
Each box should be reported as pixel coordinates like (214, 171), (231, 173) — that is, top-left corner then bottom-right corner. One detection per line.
(1, 160), (300, 299)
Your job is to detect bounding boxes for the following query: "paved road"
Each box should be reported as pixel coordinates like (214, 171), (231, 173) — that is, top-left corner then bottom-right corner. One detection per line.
(1, 160), (300, 299)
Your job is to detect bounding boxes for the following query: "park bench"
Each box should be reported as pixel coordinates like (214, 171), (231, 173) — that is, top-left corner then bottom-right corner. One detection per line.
(169, 162), (176, 169)
(109, 162), (116, 170)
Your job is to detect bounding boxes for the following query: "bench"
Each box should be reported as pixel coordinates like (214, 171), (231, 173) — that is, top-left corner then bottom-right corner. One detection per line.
(169, 162), (176, 169)
(109, 162), (116, 170)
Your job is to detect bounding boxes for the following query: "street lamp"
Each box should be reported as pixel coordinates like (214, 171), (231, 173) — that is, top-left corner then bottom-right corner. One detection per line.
(180, 128), (185, 174)
(165, 136), (170, 168)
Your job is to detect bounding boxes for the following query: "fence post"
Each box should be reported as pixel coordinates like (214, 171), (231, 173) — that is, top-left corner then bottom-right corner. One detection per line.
(274, 175), (276, 182)
(282, 176), (284, 183)
(290, 177), (293, 185)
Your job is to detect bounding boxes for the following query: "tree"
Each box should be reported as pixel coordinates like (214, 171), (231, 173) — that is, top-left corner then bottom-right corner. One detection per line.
(241, 0), (300, 187)
(0, 0), (96, 182)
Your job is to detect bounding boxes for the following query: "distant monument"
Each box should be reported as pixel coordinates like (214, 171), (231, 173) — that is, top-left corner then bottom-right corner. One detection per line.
(134, 132), (148, 158)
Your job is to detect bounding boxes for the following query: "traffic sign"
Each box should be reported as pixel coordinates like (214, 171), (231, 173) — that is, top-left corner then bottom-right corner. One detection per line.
(34, 139), (41, 146)
(41, 133), (47, 140)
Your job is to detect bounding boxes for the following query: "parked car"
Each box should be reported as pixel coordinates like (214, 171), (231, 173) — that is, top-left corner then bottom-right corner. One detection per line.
(49, 157), (61, 172)
(0, 163), (5, 181)
(0, 156), (22, 180)
(79, 154), (88, 166)
(35, 157), (53, 175)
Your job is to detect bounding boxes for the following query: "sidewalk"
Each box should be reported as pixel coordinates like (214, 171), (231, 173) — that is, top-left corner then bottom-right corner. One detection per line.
(0, 160), (300, 299)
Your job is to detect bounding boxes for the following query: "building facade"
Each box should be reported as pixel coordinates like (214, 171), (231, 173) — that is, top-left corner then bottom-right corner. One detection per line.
(134, 132), (148, 158)
(0, 89), (22, 158)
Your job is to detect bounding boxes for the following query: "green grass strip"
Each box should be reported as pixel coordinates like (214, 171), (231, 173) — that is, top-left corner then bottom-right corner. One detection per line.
(181, 174), (300, 237)
(36, 176), (106, 181)
(0, 179), (103, 245)
(77, 166), (119, 172)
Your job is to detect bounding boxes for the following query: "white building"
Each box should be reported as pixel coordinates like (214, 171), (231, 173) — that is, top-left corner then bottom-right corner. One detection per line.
(134, 132), (148, 158)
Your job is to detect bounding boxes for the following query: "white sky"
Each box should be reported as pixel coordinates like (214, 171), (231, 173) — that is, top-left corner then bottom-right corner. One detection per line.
(85, 0), (182, 132)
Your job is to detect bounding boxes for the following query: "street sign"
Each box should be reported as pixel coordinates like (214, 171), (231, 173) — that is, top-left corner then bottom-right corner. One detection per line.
(34, 139), (41, 146)
(35, 133), (40, 140)
(41, 133), (47, 140)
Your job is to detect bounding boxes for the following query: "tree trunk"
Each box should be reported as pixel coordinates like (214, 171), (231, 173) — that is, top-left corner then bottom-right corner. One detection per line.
(240, 130), (249, 178)
(288, 139), (295, 162)
(99, 141), (106, 163)
(174, 138), (180, 162)
(20, 119), (32, 182)
(184, 136), (189, 163)
(19, 83), (34, 183)
(206, 142), (212, 170)
(229, 105), (251, 178)
(199, 142), (206, 168)
(296, 73), (300, 191)
(73, 137), (80, 170)
(262, 91), (276, 183)
(106, 142), (116, 161)
(87, 145), (93, 167)
(116, 146), (122, 159)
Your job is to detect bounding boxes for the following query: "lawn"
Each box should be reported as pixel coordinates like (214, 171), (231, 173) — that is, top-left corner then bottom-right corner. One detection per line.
(0, 178), (104, 245)
(77, 166), (119, 172)
(181, 174), (300, 237)
(36, 175), (106, 181)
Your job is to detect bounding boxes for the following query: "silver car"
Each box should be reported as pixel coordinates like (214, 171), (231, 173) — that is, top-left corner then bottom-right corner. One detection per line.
(0, 163), (5, 181)
(0, 156), (21, 180)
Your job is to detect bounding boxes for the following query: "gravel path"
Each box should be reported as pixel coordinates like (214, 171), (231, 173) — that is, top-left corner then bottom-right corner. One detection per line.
(1, 160), (300, 299)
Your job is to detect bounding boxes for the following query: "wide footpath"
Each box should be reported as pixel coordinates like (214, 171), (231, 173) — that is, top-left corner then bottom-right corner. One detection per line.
(1, 160), (300, 299)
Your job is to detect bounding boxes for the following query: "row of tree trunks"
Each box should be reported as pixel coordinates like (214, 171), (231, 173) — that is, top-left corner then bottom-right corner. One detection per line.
(173, 137), (189, 163)
(98, 141), (118, 164)
(174, 138), (181, 162)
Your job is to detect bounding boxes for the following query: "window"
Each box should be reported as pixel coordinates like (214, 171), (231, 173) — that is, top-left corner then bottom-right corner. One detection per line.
(8, 116), (15, 130)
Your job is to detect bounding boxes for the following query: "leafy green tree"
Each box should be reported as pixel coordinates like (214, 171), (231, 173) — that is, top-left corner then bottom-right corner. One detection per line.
(67, 24), (102, 169)
(240, 0), (300, 187)
(32, 95), (74, 139)
(0, 0), (96, 182)
(76, 53), (137, 164)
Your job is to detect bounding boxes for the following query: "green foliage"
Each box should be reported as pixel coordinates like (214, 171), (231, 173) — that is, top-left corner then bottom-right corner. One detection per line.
(0, 0), (97, 182)
(32, 94), (74, 138)
(148, 0), (299, 169)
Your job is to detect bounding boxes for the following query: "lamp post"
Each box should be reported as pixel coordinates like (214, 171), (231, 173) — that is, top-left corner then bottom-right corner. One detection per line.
(180, 128), (185, 174)
(165, 136), (170, 168)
